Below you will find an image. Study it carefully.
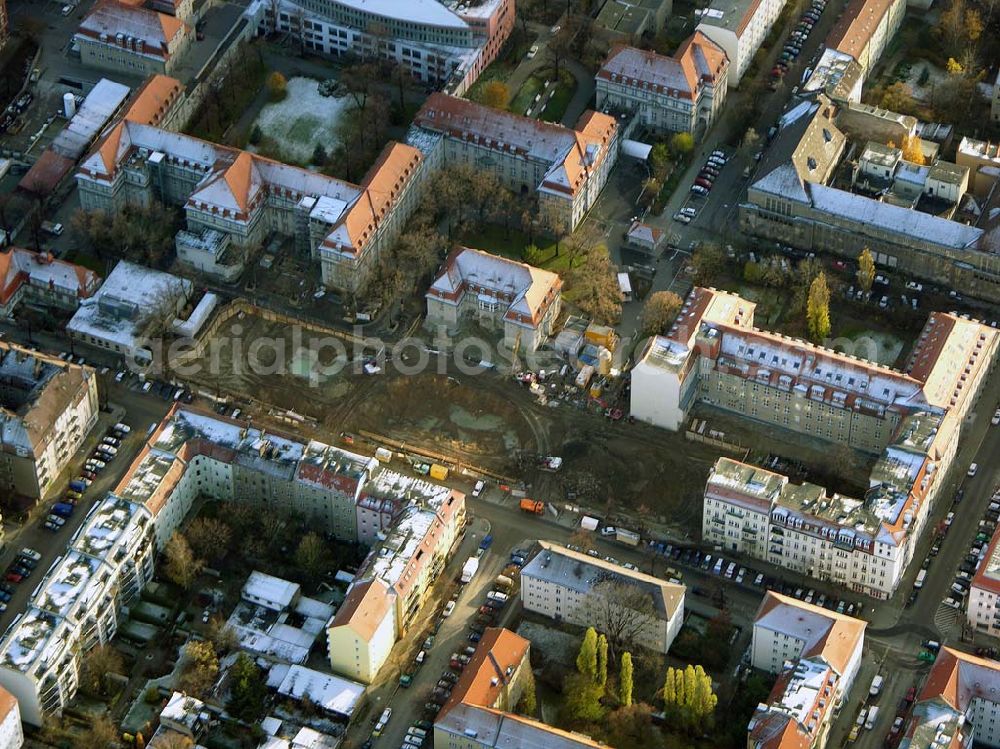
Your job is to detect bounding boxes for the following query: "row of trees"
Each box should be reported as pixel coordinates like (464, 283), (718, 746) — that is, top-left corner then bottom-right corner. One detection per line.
(562, 627), (719, 743)
(71, 203), (181, 270)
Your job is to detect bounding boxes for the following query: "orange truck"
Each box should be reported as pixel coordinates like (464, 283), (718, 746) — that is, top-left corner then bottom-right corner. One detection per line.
(520, 499), (544, 514)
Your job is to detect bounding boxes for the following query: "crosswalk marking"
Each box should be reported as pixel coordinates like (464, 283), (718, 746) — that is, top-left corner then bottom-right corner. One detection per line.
(934, 603), (961, 637)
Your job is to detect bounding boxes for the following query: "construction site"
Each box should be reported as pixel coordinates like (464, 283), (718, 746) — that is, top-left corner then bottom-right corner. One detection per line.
(177, 308), (849, 536)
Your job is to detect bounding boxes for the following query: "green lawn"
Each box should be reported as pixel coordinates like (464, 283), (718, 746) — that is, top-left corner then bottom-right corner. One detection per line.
(509, 75), (545, 117)
(539, 70), (577, 124)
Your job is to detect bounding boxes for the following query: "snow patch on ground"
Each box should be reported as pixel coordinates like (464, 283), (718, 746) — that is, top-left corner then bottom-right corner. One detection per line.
(252, 77), (351, 163)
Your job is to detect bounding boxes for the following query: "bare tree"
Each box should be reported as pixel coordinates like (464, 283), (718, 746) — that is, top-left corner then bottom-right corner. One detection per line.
(584, 579), (659, 658)
(79, 645), (125, 696)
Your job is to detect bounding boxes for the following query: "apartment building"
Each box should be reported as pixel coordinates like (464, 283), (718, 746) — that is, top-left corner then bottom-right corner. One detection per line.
(76, 120), (426, 293)
(901, 648), (1000, 748)
(259, 0), (514, 96)
(0, 248), (100, 318)
(0, 687), (22, 749)
(595, 33), (729, 137)
(408, 94), (620, 233)
(0, 342), (100, 502)
(67, 260), (193, 364)
(435, 627), (606, 749)
(520, 541), (685, 653)
(695, 0), (788, 87)
(75, 0), (192, 77)
(425, 246), (563, 352)
(802, 48), (864, 103)
(826, 0), (906, 79)
(968, 521), (1000, 636)
(116, 405), (380, 547)
(0, 495), (157, 725)
(739, 101), (1000, 303)
(328, 484), (466, 682)
(748, 592), (866, 749)
(660, 287), (999, 597)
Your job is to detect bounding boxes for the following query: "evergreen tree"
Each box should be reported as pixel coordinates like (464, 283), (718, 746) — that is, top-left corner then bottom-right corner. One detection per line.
(596, 634), (609, 687)
(577, 627), (598, 682)
(619, 652), (634, 707)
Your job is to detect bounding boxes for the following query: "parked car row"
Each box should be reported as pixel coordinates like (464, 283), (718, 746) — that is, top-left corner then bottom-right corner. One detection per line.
(650, 542), (864, 615)
(771, 0), (825, 85)
(690, 151), (727, 197)
(1, 548), (42, 602)
(943, 490), (1000, 610)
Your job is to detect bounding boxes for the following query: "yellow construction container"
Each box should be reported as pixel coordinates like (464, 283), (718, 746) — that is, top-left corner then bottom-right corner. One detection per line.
(430, 463), (449, 480)
(585, 323), (618, 351)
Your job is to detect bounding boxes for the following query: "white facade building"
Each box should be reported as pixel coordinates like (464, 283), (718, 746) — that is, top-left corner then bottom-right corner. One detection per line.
(520, 541), (685, 654)
(595, 34), (729, 136)
(258, 0), (514, 97)
(969, 521), (1000, 636)
(0, 342), (100, 501)
(67, 260), (193, 364)
(901, 648), (1000, 748)
(826, 0), (907, 79)
(0, 687), (23, 749)
(695, 0), (788, 87)
(426, 247), (562, 352)
(0, 496), (156, 725)
(75, 0), (192, 76)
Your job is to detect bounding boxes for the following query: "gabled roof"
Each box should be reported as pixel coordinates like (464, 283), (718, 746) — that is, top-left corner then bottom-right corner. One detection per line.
(598, 32), (728, 98)
(122, 74), (184, 126)
(440, 627), (530, 716)
(827, 0), (897, 63)
(427, 247), (562, 326)
(328, 578), (393, 641)
(189, 150), (263, 215)
(76, 0), (189, 61)
(754, 592), (866, 676)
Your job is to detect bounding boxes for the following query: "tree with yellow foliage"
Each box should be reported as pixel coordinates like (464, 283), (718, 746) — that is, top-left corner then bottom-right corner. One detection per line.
(901, 134), (925, 165)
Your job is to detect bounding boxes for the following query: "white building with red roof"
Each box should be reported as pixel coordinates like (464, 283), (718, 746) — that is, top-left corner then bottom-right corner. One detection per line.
(76, 119), (427, 293)
(425, 247), (562, 352)
(408, 93), (619, 232)
(901, 648), (1000, 749)
(0, 686), (22, 748)
(651, 288), (1000, 598)
(968, 522), (1000, 636)
(595, 33), (729, 136)
(748, 592), (865, 749)
(75, 0), (192, 76)
(695, 0), (788, 87)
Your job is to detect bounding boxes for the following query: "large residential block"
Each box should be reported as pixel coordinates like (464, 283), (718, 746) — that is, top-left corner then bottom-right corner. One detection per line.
(695, 0), (788, 87)
(258, 0), (514, 96)
(0, 342), (100, 502)
(649, 287), (999, 597)
(75, 0), (192, 76)
(0, 495), (157, 724)
(520, 541), (685, 653)
(901, 648), (1000, 748)
(595, 34), (729, 137)
(75, 120), (425, 294)
(327, 481), (465, 682)
(408, 94), (620, 233)
(425, 246), (562, 352)
(748, 592), (866, 749)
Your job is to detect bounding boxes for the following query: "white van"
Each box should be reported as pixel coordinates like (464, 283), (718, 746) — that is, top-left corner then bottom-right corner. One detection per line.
(914, 570), (926, 589)
(869, 674), (884, 697)
(865, 706), (879, 730)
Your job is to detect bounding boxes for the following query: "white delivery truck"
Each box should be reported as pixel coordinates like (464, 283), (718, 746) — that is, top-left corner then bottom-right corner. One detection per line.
(461, 556), (480, 583)
(580, 516), (599, 531)
(865, 706), (879, 730)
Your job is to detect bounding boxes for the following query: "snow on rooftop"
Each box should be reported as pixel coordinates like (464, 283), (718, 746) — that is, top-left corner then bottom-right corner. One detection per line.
(0, 609), (62, 672)
(155, 408), (305, 465)
(171, 292), (219, 339)
(275, 664), (364, 718)
(52, 78), (130, 161)
(75, 495), (145, 558)
(34, 552), (104, 620)
(243, 571), (299, 610)
(365, 467), (454, 508)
